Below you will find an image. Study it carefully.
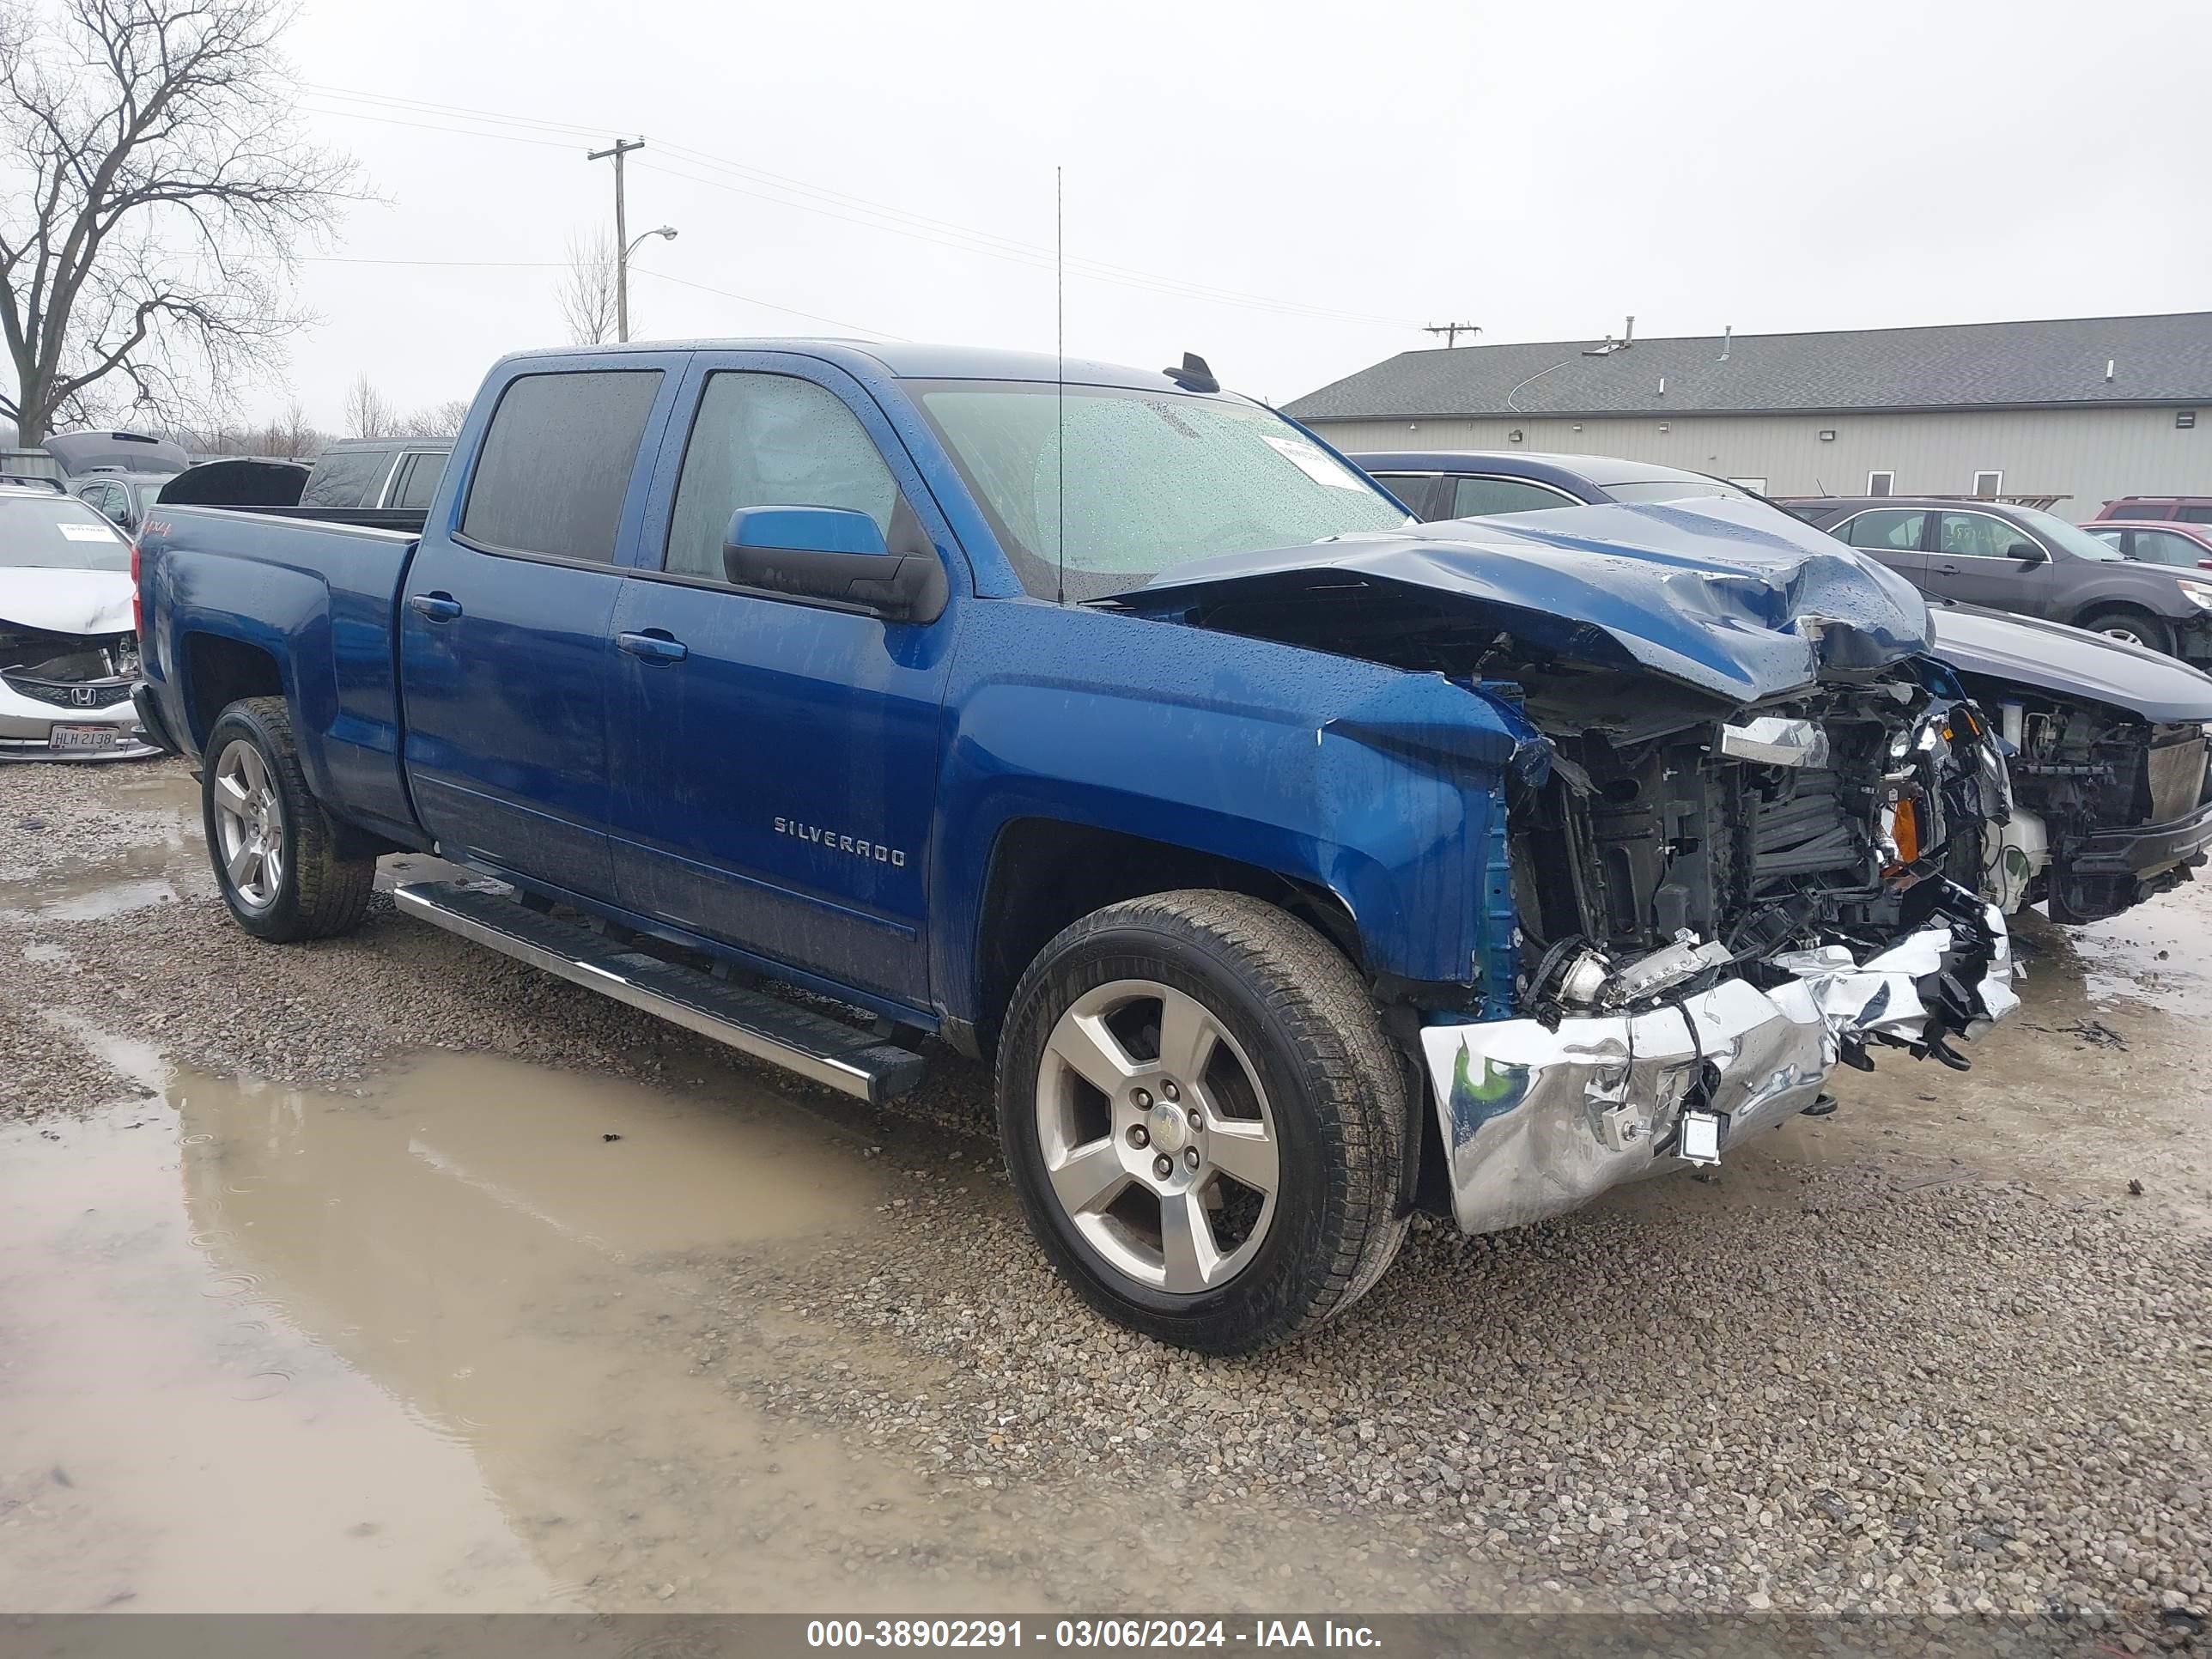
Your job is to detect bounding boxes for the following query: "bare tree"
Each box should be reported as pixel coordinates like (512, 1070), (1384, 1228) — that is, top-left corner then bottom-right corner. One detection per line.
(556, 228), (621, 346)
(342, 371), (392, 440)
(392, 397), (467, 439)
(267, 398), (319, 457)
(0, 0), (360, 444)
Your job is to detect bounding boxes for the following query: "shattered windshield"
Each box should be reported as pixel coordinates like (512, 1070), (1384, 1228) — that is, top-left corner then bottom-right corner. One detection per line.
(914, 380), (1412, 600)
(0, 495), (130, 570)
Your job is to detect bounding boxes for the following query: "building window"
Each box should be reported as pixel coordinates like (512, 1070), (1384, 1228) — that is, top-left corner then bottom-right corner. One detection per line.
(1726, 477), (1768, 494)
(1972, 470), (2002, 500)
(2179, 410), (2197, 429)
(1867, 471), (1895, 497)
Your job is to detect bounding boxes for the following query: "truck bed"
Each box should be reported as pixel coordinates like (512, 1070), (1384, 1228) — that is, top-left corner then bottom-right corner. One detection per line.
(135, 504), (422, 844)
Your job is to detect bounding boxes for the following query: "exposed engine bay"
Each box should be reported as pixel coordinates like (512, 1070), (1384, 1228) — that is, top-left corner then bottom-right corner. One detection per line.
(1504, 663), (2008, 1066)
(1975, 689), (2212, 922)
(1415, 653), (2021, 1236)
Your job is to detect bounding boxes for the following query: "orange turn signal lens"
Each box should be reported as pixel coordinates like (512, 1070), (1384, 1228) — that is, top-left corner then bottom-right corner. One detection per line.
(1891, 797), (1922, 866)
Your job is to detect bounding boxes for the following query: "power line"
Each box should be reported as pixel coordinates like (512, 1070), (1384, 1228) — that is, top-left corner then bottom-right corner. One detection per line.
(1425, 321), (1482, 348)
(301, 102), (581, 150)
(301, 82), (1424, 331)
(299, 255), (568, 268)
(625, 266), (904, 339)
(290, 253), (902, 338)
(632, 155), (1407, 329)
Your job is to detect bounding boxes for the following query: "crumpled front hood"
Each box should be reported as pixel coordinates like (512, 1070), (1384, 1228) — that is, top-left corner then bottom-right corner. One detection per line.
(1117, 498), (1935, 702)
(0, 568), (135, 638)
(1930, 602), (2212, 724)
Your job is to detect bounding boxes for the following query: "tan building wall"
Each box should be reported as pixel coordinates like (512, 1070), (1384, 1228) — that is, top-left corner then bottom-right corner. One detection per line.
(1304, 405), (2212, 522)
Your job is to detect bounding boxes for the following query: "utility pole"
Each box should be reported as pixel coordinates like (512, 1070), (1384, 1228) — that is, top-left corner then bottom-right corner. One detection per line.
(1425, 321), (1481, 348)
(586, 137), (646, 342)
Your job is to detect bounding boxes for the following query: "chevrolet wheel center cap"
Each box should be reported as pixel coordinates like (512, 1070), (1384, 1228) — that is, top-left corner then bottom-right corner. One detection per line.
(1146, 1101), (1188, 1156)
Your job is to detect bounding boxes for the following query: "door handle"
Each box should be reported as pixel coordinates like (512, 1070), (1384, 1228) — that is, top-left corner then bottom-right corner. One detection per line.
(1935, 562), (1960, 574)
(409, 592), (463, 623)
(617, 630), (689, 665)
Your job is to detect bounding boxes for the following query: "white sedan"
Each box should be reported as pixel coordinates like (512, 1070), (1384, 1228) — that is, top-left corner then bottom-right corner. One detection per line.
(0, 482), (159, 761)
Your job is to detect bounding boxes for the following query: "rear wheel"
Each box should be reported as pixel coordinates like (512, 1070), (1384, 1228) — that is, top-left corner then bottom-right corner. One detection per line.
(203, 697), (376, 942)
(996, 890), (1408, 1354)
(2078, 607), (2173, 654)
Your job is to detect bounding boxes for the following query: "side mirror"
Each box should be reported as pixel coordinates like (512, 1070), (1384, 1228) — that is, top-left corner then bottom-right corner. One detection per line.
(2006, 542), (2046, 563)
(720, 506), (945, 623)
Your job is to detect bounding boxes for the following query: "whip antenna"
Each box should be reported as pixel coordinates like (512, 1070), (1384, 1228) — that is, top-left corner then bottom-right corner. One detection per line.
(1055, 164), (1066, 607)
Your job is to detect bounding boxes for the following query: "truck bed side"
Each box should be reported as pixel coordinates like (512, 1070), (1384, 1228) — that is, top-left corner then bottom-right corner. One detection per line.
(136, 504), (426, 849)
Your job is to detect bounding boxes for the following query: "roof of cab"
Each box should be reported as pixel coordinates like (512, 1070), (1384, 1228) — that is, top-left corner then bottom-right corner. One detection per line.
(1348, 449), (1722, 489)
(493, 338), (1237, 397)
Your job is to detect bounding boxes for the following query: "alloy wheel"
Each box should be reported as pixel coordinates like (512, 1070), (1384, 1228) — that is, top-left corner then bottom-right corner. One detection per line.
(211, 738), (286, 910)
(1033, 978), (1280, 1295)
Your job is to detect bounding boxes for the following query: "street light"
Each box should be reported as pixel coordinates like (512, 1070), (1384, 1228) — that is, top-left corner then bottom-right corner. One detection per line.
(617, 225), (678, 343)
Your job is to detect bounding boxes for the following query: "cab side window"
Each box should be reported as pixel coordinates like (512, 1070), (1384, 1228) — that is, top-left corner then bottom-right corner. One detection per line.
(664, 373), (900, 581)
(1936, 512), (2027, 558)
(1367, 473), (1442, 519)
(392, 453), (444, 510)
(1451, 475), (1577, 517)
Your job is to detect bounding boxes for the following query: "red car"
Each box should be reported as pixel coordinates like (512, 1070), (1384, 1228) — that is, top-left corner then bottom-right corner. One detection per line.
(2094, 495), (2212, 523)
(2086, 519), (2212, 571)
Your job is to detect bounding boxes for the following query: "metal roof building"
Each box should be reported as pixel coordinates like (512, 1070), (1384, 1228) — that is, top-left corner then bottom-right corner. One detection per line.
(1283, 312), (2212, 519)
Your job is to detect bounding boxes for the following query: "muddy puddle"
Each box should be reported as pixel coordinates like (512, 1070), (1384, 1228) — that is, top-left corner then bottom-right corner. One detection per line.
(0, 1047), (946, 1613)
(2, 1041), (1430, 1614)
(0, 842), (203, 924)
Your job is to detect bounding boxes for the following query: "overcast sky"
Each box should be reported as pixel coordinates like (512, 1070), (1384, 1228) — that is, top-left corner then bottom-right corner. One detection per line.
(265, 0), (2208, 429)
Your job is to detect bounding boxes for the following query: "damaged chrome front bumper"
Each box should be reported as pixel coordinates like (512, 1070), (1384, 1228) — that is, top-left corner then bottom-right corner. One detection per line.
(1418, 881), (2019, 1236)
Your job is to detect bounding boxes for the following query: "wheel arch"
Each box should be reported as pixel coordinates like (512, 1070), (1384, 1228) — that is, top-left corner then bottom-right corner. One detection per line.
(959, 817), (1363, 1059)
(178, 629), (285, 753)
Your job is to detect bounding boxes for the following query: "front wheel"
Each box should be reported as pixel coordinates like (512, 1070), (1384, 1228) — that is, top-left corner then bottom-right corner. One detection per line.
(203, 697), (376, 942)
(2078, 607), (2173, 655)
(996, 890), (1408, 1354)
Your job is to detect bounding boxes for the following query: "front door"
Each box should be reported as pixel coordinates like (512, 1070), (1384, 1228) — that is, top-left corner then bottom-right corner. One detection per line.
(1924, 509), (2053, 616)
(604, 355), (960, 1005)
(400, 358), (685, 900)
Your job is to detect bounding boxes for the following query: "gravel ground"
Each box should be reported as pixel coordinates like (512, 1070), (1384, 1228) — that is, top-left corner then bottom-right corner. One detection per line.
(3, 757), (2208, 1635)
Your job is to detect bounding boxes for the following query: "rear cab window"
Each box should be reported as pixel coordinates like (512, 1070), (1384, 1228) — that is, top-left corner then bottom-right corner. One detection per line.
(459, 370), (665, 562)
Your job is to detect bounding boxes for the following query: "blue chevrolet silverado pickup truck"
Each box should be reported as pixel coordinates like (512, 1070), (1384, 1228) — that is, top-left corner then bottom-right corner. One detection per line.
(132, 340), (2019, 1352)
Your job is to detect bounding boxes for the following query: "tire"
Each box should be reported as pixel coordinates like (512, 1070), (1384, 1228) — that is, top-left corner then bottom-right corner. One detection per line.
(202, 697), (376, 943)
(2077, 607), (2173, 655)
(996, 890), (1409, 1355)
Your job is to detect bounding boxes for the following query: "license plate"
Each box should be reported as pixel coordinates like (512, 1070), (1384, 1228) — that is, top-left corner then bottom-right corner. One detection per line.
(49, 724), (121, 752)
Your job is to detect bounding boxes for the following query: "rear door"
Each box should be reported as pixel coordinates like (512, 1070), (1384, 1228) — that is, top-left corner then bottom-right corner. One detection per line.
(602, 351), (961, 1004)
(399, 356), (688, 899)
(1826, 507), (1932, 587)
